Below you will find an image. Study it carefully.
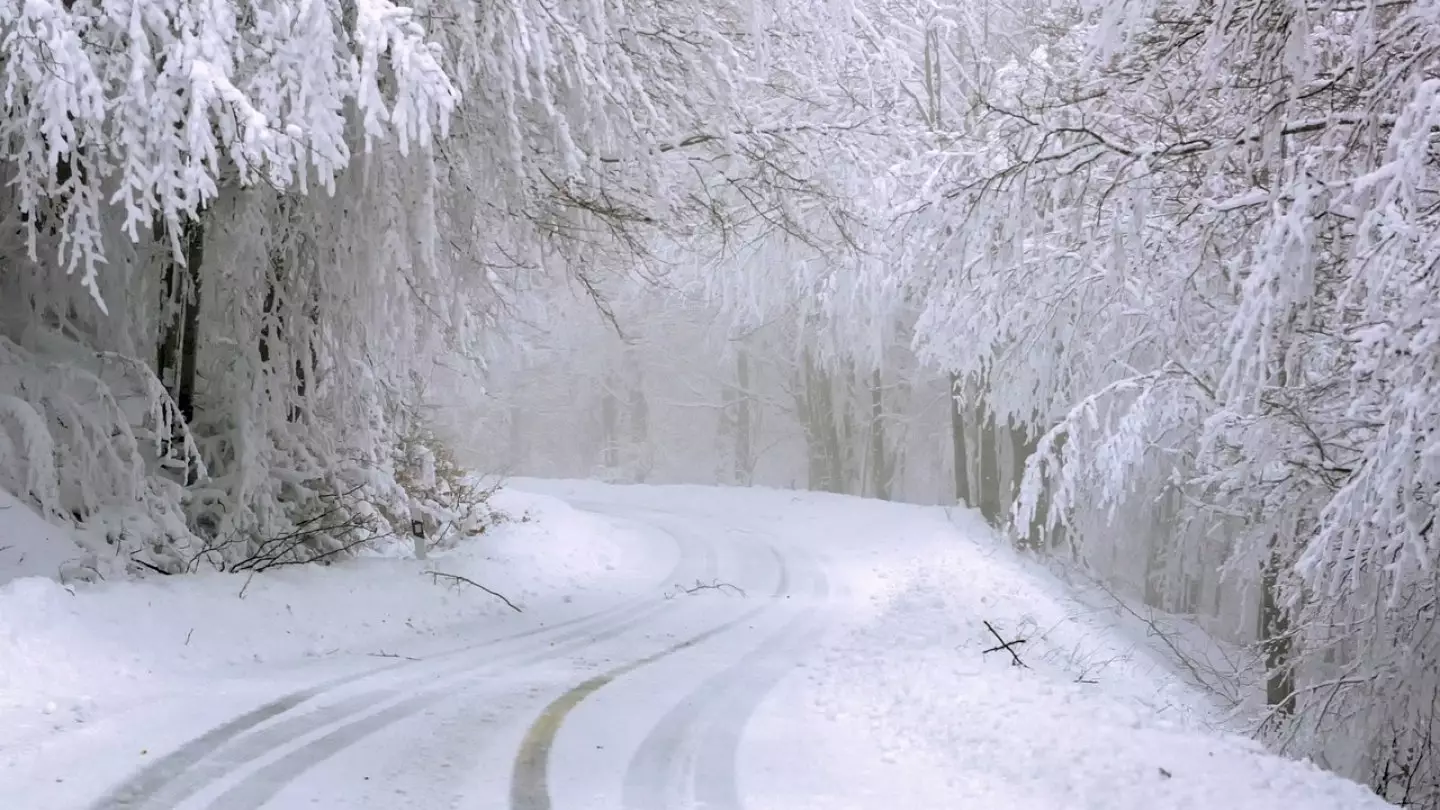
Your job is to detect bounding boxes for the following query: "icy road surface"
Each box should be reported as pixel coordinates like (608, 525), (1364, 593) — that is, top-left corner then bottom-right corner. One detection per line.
(0, 480), (1390, 809)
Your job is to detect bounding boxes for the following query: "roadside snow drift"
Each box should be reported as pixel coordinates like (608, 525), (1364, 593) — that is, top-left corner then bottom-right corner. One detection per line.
(745, 525), (1382, 810)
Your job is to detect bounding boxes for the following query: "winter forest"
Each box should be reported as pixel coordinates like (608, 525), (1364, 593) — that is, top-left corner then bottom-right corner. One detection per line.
(1, 0), (1438, 804)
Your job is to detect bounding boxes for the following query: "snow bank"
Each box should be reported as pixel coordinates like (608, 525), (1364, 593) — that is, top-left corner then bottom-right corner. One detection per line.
(761, 499), (1389, 810)
(0, 488), (668, 750)
(0, 487), (87, 585)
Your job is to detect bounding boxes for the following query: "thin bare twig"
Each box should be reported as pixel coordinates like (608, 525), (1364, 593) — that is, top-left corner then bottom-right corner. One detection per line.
(666, 579), (747, 599)
(982, 620), (1029, 668)
(368, 650), (421, 661)
(425, 571), (522, 613)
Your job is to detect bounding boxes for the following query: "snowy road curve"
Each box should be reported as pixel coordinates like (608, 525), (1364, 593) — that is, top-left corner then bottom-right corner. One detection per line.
(3, 481), (1397, 810)
(85, 497), (832, 810)
(510, 505), (830, 810)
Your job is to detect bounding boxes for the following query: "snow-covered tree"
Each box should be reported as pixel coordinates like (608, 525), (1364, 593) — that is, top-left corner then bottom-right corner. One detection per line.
(1, 0), (909, 573)
(840, 0), (1440, 798)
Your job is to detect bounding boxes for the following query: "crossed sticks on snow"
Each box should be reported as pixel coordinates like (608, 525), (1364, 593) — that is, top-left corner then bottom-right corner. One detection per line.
(981, 620), (1029, 668)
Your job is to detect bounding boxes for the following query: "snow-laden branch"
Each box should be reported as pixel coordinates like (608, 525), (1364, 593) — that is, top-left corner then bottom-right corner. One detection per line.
(0, 0), (458, 309)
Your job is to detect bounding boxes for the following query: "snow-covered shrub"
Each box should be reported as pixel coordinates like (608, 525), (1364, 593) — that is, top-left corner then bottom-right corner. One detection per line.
(393, 421), (508, 551)
(0, 310), (196, 577)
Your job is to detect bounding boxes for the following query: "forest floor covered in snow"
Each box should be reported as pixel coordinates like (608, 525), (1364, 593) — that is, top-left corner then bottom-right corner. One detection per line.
(0, 480), (1390, 809)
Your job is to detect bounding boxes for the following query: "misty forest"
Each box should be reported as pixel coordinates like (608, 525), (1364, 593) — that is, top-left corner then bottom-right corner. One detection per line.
(2, 0), (1438, 805)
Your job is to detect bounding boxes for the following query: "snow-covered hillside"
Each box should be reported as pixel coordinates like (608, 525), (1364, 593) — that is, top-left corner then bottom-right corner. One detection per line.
(0, 481), (1387, 809)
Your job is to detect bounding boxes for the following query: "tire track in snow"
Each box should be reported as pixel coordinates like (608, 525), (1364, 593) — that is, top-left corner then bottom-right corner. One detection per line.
(201, 621), (642, 810)
(90, 665), (403, 810)
(509, 545), (791, 810)
(621, 548), (829, 810)
(121, 604), (640, 810)
(197, 524), (724, 810)
(93, 515), (716, 810)
(690, 577), (829, 809)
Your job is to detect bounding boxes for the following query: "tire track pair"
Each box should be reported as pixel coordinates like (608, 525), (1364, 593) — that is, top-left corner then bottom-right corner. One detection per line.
(622, 547), (830, 810)
(93, 520), (716, 810)
(509, 544), (795, 810)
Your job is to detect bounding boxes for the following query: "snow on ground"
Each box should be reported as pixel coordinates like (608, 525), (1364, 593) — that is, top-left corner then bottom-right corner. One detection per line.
(0, 487), (85, 585)
(731, 494), (1385, 810)
(0, 488), (667, 754)
(0, 478), (1391, 809)
(517, 479), (1387, 808)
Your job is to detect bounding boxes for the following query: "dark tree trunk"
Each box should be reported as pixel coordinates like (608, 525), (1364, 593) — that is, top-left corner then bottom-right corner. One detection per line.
(154, 214), (205, 484)
(176, 218), (203, 426)
(977, 407), (1002, 523)
(950, 374), (969, 505)
(1259, 539), (1297, 719)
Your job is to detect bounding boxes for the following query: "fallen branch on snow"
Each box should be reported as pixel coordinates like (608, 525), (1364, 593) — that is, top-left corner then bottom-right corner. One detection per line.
(665, 579), (746, 599)
(424, 570), (523, 613)
(982, 620), (1029, 668)
(368, 650), (421, 661)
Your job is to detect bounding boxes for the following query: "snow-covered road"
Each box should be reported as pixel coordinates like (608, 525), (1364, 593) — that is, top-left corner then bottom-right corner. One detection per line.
(0, 481), (1393, 809)
(78, 499), (823, 810)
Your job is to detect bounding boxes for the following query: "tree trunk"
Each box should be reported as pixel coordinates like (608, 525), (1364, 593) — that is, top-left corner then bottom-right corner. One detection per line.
(950, 374), (969, 506)
(293, 288), (316, 417)
(1017, 427), (1065, 552)
(1144, 529), (1167, 609)
(600, 378), (619, 471)
(156, 264), (180, 396)
(627, 358), (649, 482)
(835, 379), (854, 493)
(154, 214), (204, 484)
(717, 364), (739, 482)
(869, 367), (890, 500)
(1009, 421), (1039, 514)
(735, 347), (753, 485)
(176, 219), (203, 426)
(799, 352), (844, 493)
(1259, 322), (1297, 719)
(1259, 539), (1297, 719)
(1005, 420), (1047, 550)
(977, 406), (1002, 523)
(259, 201), (314, 424)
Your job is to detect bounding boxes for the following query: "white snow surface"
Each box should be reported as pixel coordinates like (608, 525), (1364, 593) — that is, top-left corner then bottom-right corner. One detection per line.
(0, 487), (86, 585)
(0, 479), (1387, 809)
